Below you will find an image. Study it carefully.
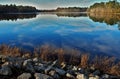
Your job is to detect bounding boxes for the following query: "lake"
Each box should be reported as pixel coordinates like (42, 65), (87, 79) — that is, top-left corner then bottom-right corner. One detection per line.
(0, 13), (120, 59)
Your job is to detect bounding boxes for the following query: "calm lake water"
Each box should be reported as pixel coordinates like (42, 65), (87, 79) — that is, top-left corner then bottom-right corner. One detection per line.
(0, 13), (120, 58)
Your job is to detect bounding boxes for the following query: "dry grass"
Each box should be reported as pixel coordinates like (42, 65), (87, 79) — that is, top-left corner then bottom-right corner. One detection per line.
(91, 56), (120, 76)
(0, 44), (21, 56)
(80, 54), (89, 68)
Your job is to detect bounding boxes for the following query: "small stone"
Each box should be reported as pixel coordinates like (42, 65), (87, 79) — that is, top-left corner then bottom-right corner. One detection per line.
(34, 66), (45, 73)
(23, 59), (35, 73)
(49, 70), (59, 79)
(89, 74), (94, 77)
(89, 75), (99, 79)
(22, 53), (31, 58)
(93, 70), (100, 76)
(34, 73), (53, 79)
(61, 62), (66, 69)
(0, 55), (6, 63)
(66, 70), (75, 75)
(102, 74), (109, 79)
(17, 73), (31, 79)
(33, 58), (39, 62)
(45, 66), (53, 74)
(55, 68), (66, 76)
(76, 73), (87, 79)
(0, 62), (12, 76)
(90, 66), (95, 71)
(23, 59), (32, 66)
(84, 68), (91, 75)
(51, 60), (59, 67)
(66, 73), (75, 79)
(79, 68), (85, 74)
(49, 70), (56, 76)
(78, 68), (81, 71)
(72, 66), (78, 71)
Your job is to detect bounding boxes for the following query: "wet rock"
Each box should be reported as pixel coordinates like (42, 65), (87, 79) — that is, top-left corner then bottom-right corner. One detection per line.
(79, 68), (85, 74)
(17, 73), (31, 79)
(13, 58), (24, 69)
(93, 70), (100, 76)
(34, 66), (46, 73)
(84, 68), (91, 75)
(14, 61), (23, 69)
(51, 60), (59, 67)
(66, 70), (75, 75)
(34, 73), (53, 79)
(23, 59), (32, 66)
(55, 68), (66, 76)
(0, 62), (12, 76)
(23, 59), (35, 73)
(67, 65), (73, 70)
(45, 66), (53, 74)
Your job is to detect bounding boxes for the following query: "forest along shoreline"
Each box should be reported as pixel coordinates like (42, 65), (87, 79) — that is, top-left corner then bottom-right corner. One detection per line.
(0, 45), (120, 79)
(1, 0), (120, 13)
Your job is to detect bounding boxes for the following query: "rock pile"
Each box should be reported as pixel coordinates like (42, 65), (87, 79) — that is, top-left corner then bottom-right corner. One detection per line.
(0, 55), (119, 79)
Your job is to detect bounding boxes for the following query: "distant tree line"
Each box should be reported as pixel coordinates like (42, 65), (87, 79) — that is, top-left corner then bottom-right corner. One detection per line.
(56, 7), (88, 12)
(0, 14), (36, 21)
(56, 12), (87, 17)
(0, 4), (88, 13)
(0, 4), (37, 13)
(88, 0), (120, 13)
(38, 7), (88, 12)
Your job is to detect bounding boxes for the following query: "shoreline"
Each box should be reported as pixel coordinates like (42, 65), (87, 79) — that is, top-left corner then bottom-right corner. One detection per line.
(0, 44), (120, 79)
(0, 55), (120, 79)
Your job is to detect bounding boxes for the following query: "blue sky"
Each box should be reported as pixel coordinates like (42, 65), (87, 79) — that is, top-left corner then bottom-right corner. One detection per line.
(0, 0), (120, 9)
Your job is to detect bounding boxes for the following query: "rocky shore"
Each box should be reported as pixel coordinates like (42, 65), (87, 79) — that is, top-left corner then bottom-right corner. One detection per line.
(0, 55), (120, 79)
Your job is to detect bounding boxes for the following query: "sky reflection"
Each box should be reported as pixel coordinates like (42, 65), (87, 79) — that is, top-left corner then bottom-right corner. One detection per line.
(0, 14), (120, 58)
